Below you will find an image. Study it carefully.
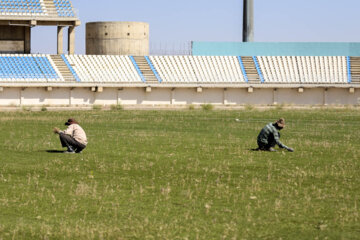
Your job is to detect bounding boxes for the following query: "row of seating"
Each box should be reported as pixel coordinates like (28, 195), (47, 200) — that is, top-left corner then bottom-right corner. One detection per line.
(0, 54), (353, 84)
(0, 54), (61, 82)
(150, 56), (246, 83)
(64, 55), (143, 83)
(53, 0), (74, 17)
(0, 0), (45, 15)
(256, 56), (348, 83)
(0, 0), (75, 17)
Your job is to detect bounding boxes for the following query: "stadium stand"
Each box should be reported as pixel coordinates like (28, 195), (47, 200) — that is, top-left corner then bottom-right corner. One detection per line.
(0, 0), (76, 18)
(0, 54), (356, 84)
(149, 56), (246, 83)
(257, 56), (348, 83)
(53, 0), (74, 17)
(0, 0), (45, 16)
(0, 54), (62, 82)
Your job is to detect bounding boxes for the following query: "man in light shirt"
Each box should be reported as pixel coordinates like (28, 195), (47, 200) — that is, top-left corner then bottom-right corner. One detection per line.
(53, 118), (88, 153)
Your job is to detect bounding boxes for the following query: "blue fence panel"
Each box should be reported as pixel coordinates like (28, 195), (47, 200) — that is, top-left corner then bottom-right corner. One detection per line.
(347, 56), (352, 83)
(252, 56), (265, 83)
(129, 56), (146, 83)
(144, 56), (162, 83)
(237, 56), (248, 83)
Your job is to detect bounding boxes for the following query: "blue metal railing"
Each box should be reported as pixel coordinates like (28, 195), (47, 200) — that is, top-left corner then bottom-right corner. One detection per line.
(145, 56), (162, 83)
(129, 56), (146, 83)
(347, 56), (352, 83)
(252, 56), (265, 83)
(61, 54), (81, 82)
(237, 56), (248, 83)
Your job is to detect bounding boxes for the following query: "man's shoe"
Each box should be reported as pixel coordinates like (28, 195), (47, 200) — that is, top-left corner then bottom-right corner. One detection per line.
(64, 150), (75, 154)
(268, 147), (277, 152)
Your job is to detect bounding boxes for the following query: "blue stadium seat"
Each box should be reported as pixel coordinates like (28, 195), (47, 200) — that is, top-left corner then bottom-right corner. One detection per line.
(0, 55), (59, 82)
(0, 0), (44, 15)
(53, 0), (74, 17)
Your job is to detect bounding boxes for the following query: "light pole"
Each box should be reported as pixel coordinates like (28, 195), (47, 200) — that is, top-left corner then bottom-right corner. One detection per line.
(243, 0), (254, 42)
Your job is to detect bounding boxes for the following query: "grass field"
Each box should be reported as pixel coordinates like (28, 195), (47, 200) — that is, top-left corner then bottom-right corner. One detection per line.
(0, 108), (359, 239)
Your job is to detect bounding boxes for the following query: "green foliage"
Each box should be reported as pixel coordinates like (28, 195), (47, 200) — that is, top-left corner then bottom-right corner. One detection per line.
(0, 110), (359, 239)
(244, 104), (254, 111)
(21, 106), (32, 112)
(92, 104), (102, 111)
(188, 104), (195, 110)
(201, 103), (214, 111)
(110, 104), (123, 111)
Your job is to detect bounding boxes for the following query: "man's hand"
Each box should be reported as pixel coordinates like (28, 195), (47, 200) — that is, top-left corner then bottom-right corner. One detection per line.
(287, 147), (294, 152)
(53, 127), (60, 134)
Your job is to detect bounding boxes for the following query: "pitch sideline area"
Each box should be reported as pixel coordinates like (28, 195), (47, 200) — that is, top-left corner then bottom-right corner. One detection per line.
(0, 109), (359, 239)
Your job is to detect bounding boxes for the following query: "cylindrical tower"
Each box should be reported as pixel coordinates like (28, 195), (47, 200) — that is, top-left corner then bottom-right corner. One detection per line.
(242, 0), (254, 42)
(86, 21), (149, 55)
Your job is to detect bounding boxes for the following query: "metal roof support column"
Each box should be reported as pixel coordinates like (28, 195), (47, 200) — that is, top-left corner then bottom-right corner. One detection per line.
(57, 26), (64, 54)
(68, 26), (75, 54)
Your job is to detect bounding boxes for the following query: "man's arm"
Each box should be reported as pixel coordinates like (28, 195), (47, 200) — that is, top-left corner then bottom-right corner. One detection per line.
(274, 131), (293, 151)
(53, 127), (60, 134)
(53, 125), (73, 135)
(62, 125), (74, 136)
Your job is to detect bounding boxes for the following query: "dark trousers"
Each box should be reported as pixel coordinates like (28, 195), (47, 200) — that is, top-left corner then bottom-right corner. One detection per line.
(59, 133), (86, 152)
(257, 135), (276, 150)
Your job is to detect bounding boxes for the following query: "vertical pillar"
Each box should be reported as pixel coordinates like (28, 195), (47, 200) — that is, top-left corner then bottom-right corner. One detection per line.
(20, 88), (25, 105)
(69, 88), (73, 106)
(323, 88), (328, 105)
(57, 26), (64, 54)
(170, 88), (175, 105)
(68, 26), (75, 54)
(273, 88), (278, 105)
(223, 88), (228, 105)
(243, 0), (254, 42)
(117, 89), (122, 105)
(24, 27), (31, 53)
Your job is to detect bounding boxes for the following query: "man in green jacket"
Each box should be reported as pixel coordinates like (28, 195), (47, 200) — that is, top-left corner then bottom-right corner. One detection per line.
(257, 118), (294, 152)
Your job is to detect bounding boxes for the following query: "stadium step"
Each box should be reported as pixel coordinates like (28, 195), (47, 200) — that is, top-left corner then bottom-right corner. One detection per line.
(43, 0), (57, 15)
(50, 55), (76, 82)
(350, 57), (360, 83)
(132, 56), (159, 84)
(240, 56), (261, 83)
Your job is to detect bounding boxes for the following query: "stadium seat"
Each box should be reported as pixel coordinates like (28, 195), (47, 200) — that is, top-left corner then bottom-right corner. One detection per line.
(64, 55), (143, 83)
(0, 0), (46, 16)
(0, 54), (61, 82)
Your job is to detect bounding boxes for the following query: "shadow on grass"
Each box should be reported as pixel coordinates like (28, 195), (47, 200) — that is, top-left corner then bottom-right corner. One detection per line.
(250, 148), (261, 151)
(46, 150), (65, 153)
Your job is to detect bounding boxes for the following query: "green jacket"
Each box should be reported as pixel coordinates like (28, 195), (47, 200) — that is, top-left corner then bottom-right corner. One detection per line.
(257, 123), (288, 149)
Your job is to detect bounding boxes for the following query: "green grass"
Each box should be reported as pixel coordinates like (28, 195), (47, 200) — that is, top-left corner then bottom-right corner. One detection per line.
(0, 109), (359, 239)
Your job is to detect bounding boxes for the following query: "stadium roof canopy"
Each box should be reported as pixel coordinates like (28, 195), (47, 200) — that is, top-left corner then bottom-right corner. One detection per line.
(0, 0), (80, 54)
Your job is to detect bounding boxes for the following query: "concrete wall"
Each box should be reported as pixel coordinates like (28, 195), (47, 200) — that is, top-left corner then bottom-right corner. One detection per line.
(192, 42), (360, 56)
(0, 87), (359, 106)
(0, 26), (27, 53)
(86, 22), (149, 56)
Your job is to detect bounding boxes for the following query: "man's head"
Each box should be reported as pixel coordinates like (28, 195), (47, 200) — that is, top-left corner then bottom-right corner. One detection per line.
(65, 118), (78, 126)
(275, 118), (285, 130)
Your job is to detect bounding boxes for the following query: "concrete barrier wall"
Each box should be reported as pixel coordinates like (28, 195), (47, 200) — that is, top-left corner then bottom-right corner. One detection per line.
(0, 87), (359, 106)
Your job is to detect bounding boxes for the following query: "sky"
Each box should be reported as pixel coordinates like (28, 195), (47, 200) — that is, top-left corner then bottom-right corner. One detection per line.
(31, 0), (360, 54)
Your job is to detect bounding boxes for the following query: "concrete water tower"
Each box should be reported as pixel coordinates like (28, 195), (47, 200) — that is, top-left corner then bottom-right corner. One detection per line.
(86, 21), (149, 55)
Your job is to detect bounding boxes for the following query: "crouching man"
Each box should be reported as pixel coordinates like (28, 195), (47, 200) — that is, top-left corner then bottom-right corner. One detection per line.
(257, 118), (294, 152)
(53, 118), (88, 153)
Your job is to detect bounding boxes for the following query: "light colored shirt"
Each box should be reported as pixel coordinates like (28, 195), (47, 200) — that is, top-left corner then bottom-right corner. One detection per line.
(62, 124), (88, 146)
